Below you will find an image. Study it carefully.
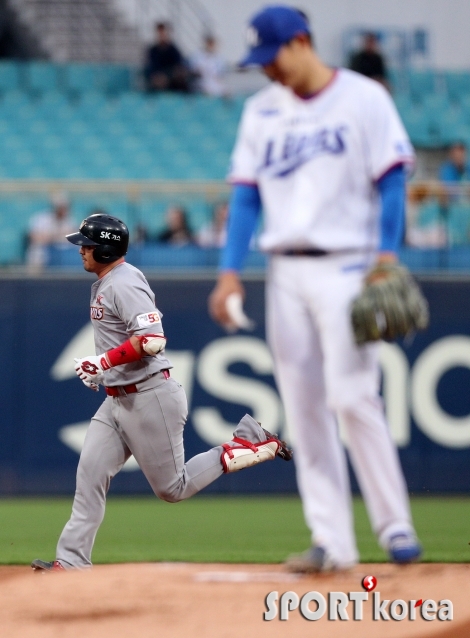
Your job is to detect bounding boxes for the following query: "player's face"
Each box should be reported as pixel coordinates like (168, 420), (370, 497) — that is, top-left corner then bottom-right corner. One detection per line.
(262, 38), (310, 92)
(79, 245), (99, 273)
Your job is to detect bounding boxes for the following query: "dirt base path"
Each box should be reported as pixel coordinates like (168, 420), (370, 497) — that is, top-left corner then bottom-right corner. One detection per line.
(0, 563), (468, 638)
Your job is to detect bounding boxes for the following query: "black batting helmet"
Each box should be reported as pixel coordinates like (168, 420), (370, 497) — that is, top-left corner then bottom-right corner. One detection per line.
(66, 214), (129, 264)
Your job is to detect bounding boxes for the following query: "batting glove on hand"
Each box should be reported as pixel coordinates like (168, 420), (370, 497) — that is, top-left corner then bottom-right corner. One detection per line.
(74, 354), (111, 388)
(82, 379), (100, 392)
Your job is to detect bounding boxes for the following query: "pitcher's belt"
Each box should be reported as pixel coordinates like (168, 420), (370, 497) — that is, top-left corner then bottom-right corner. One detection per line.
(272, 248), (362, 257)
(280, 248), (329, 257)
(105, 369), (170, 397)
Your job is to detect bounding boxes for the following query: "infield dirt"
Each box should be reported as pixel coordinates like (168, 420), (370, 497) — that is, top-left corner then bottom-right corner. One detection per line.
(0, 563), (468, 638)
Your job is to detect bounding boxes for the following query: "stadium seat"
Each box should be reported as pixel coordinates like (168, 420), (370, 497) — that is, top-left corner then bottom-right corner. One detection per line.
(444, 71), (470, 104)
(388, 68), (407, 93)
(64, 64), (98, 95)
(400, 106), (433, 147)
(0, 89), (30, 112)
(448, 204), (470, 245)
(417, 200), (442, 226)
(447, 246), (470, 269)
(407, 70), (437, 103)
(25, 62), (61, 95)
(127, 244), (210, 269)
(434, 107), (470, 146)
(0, 61), (22, 92)
(459, 95), (470, 125)
(423, 93), (451, 119)
(96, 65), (133, 94)
(399, 247), (443, 271)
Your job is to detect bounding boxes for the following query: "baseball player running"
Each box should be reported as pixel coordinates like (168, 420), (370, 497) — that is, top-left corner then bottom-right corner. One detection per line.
(209, 6), (421, 572)
(31, 213), (292, 572)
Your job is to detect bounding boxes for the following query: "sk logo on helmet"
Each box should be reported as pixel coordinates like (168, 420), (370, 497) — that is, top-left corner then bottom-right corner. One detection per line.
(82, 362), (99, 375)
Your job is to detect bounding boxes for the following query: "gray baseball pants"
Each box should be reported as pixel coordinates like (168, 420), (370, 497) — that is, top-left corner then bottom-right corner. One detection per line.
(57, 371), (265, 568)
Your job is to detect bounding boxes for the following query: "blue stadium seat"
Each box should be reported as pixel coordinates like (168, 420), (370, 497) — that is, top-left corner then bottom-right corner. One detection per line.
(423, 93), (451, 119)
(46, 245), (83, 268)
(0, 90), (30, 114)
(407, 70), (437, 103)
(0, 61), (22, 92)
(64, 64), (98, 94)
(444, 71), (470, 103)
(127, 244), (209, 269)
(418, 200), (442, 226)
(448, 204), (470, 245)
(388, 68), (407, 93)
(400, 106), (432, 147)
(429, 104), (465, 146)
(447, 246), (470, 269)
(25, 62), (61, 94)
(96, 65), (132, 94)
(0, 221), (24, 263)
(399, 247), (442, 271)
(459, 96), (470, 125)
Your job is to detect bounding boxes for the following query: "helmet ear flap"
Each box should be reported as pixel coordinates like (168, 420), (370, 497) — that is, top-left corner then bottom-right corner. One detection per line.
(92, 245), (122, 264)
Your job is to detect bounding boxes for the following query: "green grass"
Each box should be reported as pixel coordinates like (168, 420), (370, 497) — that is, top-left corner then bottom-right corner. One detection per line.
(0, 495), (469, 565)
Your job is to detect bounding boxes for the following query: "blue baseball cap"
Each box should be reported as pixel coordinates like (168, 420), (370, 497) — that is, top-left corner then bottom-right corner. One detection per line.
(239, 5), (310, 67)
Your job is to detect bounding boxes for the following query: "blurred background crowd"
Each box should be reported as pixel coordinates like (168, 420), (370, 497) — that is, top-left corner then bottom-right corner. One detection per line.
(0, 0), (469, 272)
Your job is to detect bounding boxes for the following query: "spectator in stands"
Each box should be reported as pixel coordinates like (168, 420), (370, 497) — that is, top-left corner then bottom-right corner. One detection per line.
(405, 183), (447, 248)
(144, 22), (191, 93)
(133, 223), (150, 245)
(197, 201), (229, 247)
(190, 35), (228, 97)
(349, 32), (388, 87)
(26, 191), (76, 270)
(439, 142), (470, 183)
(157, 205), (194, 245)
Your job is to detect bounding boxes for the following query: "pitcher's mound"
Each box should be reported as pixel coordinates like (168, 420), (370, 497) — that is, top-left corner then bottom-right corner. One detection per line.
(0, 562), (468, 638)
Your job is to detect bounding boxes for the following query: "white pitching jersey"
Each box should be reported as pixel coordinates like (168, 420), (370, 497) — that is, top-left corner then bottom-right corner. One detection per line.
(228, 68), (414, 253)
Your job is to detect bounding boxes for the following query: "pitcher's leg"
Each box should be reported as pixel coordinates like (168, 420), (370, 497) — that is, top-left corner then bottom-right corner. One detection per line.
(339, 397), (414, 546)
(317, 264), (418, 553)
(56, 415), (130, 568)
(266, 268), (358, 567)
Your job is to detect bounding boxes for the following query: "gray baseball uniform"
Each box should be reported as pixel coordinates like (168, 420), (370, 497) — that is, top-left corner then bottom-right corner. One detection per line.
(56, 262), (267, 568)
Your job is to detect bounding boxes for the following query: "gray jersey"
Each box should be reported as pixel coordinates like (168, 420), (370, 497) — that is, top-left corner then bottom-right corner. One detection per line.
(90, 262), (171, 386)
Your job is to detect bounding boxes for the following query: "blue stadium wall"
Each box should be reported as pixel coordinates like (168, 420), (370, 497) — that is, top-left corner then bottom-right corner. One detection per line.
(1, 274), (470, 495)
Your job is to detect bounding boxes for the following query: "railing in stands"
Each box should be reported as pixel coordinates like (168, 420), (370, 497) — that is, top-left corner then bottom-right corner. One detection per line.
(0, 180), (470, 271)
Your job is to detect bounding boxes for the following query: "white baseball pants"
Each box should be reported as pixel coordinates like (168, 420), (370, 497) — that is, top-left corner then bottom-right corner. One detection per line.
(266, 253), (416, 567)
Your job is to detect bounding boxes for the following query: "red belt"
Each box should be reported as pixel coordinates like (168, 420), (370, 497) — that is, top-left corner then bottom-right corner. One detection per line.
(105, 369), (170, 397)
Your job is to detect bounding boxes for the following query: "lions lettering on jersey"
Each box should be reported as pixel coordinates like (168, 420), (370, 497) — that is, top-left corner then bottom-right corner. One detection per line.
(90, 306), (104, 320)
(229, 69), (415, 253)
(261, 126), (348, 177)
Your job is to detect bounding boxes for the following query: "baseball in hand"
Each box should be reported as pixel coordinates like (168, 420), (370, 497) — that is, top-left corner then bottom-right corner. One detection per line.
(224, 293), (255, 332)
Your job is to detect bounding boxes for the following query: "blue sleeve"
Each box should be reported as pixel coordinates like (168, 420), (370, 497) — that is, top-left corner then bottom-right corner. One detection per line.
(220, 184), (262, 271)
(377, 164), (406, 253)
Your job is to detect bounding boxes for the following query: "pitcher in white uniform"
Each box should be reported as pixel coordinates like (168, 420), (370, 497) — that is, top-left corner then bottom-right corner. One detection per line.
(209, 5), (422, 571)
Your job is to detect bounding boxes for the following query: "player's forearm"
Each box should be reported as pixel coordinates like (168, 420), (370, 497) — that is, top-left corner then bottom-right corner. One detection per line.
(104, 334), (165, 366)
(74, 333), (167, 389)
(220, 183), (261, 272)
(377, 164), (406, 256)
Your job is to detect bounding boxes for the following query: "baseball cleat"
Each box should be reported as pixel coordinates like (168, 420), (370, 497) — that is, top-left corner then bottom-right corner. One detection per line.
(262, 428), (293, 461)
(31, 559), (65, 573)
(388, 533), (422, 564)
(285, 546), (339, 574)
(221, 425), (293, 473)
